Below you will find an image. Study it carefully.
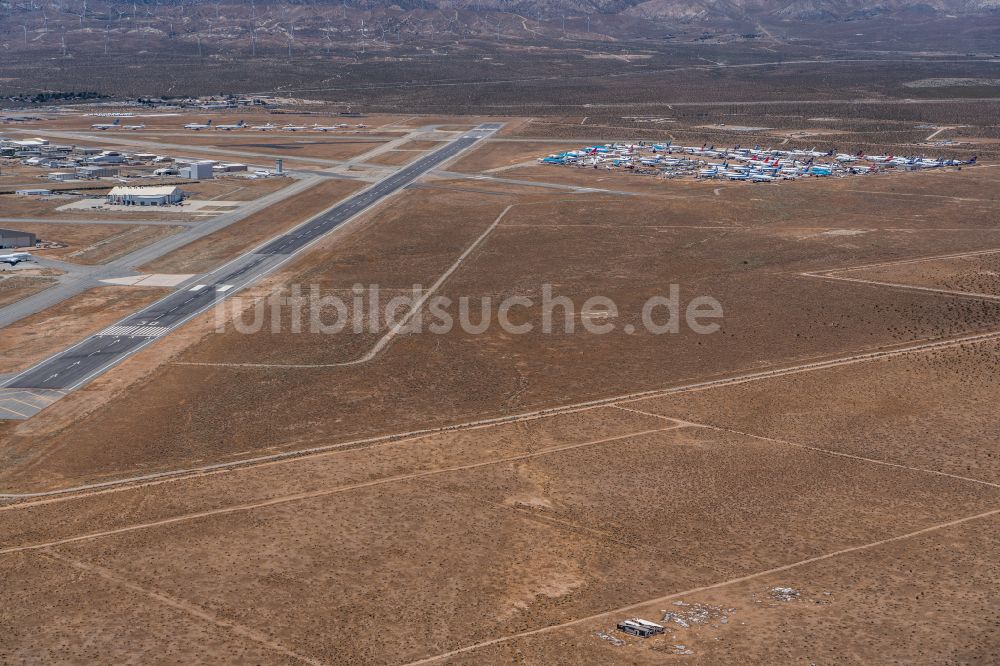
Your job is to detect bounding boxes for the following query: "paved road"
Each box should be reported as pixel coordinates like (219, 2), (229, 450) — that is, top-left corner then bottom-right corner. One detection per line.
(2, 124), (500, 399)
(0, 217), (194, 227)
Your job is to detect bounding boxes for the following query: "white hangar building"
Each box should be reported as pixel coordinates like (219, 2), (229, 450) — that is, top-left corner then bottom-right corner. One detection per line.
(106, 185), (184, 206)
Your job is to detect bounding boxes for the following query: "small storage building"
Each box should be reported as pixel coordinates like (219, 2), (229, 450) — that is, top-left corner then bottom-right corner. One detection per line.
(77, 165), (119, 178)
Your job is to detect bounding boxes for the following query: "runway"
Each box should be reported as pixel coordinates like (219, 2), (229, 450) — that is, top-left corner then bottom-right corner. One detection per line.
(2, 124), (500, 404)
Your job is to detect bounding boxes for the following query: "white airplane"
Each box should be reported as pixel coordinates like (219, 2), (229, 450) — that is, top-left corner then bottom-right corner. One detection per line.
(91, 118), (121, 130)
(0, 251), (34, 265)
(281, 124), (308, 131)
(215, 120), (246, 131)
(251, 123), (278, 131)
(183, 119), (213, 130)
(356, 124), (368, 128)
(311, 124), (340, 132)
(122, 123), (146, 130)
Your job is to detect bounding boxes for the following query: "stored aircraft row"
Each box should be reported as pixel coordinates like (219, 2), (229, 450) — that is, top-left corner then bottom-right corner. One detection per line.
(91, 118), (145, 130)
(539, 142), (977, 181)
(180, 120), (367, 132)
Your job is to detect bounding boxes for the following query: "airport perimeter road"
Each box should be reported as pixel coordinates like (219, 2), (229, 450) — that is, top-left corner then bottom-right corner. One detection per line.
(1, 124), (501, 404)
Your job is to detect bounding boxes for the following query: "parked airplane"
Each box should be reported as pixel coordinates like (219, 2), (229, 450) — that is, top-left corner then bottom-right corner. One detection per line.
(281, 124), (308, 131)
(251, 123), (278, 131)
(91, 118), (121, 130)
(122, 123), (146, 130)
(183, 119), (213, 130)
(215, 120), (246, 131)
(311, 124), (341, 132)
(0, 252), (34, 265)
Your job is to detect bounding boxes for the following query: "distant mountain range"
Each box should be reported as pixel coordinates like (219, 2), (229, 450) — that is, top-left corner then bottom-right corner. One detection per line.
(274, 0), (999, 20)
(621, 0), (999, 21)
(1, 0), (996, 69)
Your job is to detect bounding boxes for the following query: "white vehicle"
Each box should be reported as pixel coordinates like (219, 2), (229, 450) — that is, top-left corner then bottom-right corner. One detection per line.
(251, 123), (278, 131)
(122, 123), (146, 130)
(0, 252), (34, 265)
(91, 118), (121, 130)
(183, 119), (213, 130)
(215, 120), (246, 131)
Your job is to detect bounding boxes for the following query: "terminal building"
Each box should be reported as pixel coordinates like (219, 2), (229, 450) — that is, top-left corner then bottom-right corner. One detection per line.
(106, 185), (184, 206)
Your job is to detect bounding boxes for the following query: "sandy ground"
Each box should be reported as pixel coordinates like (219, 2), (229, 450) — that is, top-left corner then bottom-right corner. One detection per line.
(838, 251), (1000, 297)
(2, 114), (999, 664)
(0, 275), (56, 308)
(20, 222), (185, 264)
(172, 176), (295, 201)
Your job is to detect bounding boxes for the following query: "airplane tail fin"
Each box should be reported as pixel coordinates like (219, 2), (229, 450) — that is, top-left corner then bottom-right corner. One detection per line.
(113, 118), (120, 125)
(207, 120), (213, 126)
(970, 155), (978, 164)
